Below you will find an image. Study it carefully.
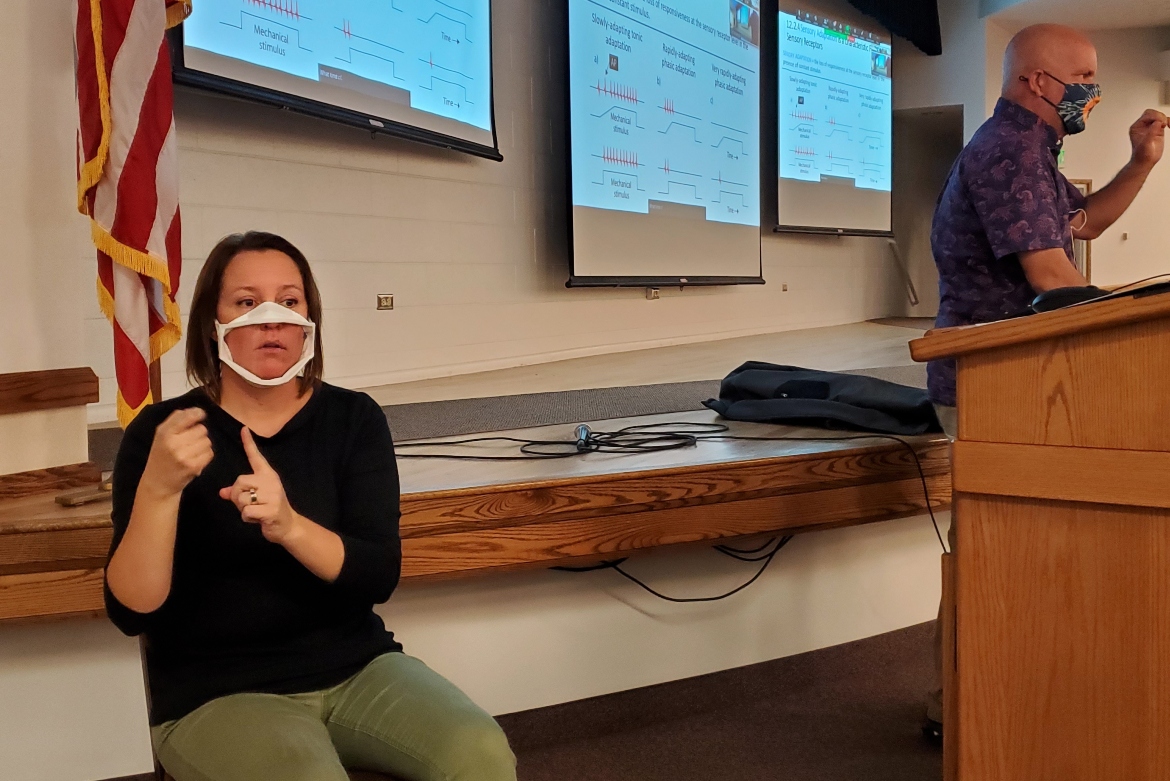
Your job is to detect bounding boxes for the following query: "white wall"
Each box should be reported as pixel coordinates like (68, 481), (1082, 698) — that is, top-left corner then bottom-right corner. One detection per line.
(0, 4), (91, 375)
(385, 514), (948, 716)
(983, 19), (1015, 112)
(980, 0), (1028, 15)
(0, 409), (89, 475)
(0, 1), (92, 473)
(0, 621), (154, 781)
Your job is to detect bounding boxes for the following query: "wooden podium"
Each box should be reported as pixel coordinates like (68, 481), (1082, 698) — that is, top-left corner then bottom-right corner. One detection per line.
(911, 289), (1170, 781)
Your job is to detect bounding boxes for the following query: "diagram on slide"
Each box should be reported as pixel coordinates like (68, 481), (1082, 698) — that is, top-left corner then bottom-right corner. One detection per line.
(569, 0), (760, 227)
(183, 0), (492, 130)
(778, 11), (891, 191)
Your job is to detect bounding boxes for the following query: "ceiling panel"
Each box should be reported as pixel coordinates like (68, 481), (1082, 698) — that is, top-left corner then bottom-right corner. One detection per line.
(992, 0), (1170, 30)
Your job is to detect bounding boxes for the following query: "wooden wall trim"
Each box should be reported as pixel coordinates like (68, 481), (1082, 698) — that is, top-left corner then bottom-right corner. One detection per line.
(401, 441), (951, 538)
(954, 441), (1170, 509)
(0, 569), (106, 623)
(0, 474), (951, 619)
(0, 367), (100, 415)
(402, 473), (951, 580)
(0, 524), (111, 576)
(0, 436), (952, 623)
(0, 462), (102, 501)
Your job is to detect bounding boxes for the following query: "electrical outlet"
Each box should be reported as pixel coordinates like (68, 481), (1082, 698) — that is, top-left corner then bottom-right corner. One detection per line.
(782, 283), (788, 292)
(377, 294), (394, 310)
(646, 288), (660, 300)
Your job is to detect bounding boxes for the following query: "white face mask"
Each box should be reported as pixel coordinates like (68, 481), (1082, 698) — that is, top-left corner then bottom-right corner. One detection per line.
(215, 301), (316, 387)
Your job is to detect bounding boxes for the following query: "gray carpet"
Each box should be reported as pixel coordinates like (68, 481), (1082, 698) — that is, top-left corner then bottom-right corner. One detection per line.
(870, 317), (936, 330)
(385, 364), (926, 441)
(383, 381), (722, 442)
(498, 621), (941, 781)
(87, 364), (927, 470)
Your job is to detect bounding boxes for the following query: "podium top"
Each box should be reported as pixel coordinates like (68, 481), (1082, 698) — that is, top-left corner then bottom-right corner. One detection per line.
(910, 283), (1170, 362)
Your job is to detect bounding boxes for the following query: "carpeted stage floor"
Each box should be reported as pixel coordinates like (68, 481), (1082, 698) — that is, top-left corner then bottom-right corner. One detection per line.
(497, 621), (941, 781)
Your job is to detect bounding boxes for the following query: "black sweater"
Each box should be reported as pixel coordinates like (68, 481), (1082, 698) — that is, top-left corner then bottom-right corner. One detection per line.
(104, 383), (403, 725)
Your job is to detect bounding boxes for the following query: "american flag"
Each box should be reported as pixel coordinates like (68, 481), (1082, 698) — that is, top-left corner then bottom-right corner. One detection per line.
(76, 0), (191, 427)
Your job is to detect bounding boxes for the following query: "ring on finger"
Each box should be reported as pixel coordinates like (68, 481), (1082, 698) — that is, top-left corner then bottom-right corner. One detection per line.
(248, 488), (258, 505)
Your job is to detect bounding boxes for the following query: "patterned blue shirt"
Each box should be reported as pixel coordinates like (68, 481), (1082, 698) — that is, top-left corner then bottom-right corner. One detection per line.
(927, 99), (1086, 406)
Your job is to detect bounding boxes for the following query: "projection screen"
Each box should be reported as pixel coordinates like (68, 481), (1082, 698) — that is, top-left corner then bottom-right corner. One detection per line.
(567, 0), (763, 285)
(777, 0), (892, 234)
(173, 0), (499, 159)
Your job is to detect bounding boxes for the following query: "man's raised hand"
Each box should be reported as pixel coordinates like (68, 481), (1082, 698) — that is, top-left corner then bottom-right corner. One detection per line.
(1130, 109), (1167, 169)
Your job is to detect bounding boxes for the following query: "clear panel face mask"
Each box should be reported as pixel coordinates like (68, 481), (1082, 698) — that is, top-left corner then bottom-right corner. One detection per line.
(215, 301), (316, 387)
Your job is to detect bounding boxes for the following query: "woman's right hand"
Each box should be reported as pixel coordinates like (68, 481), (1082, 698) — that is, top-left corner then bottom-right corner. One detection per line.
(141, 408), (214, 497)
(107, 408), (212, 615)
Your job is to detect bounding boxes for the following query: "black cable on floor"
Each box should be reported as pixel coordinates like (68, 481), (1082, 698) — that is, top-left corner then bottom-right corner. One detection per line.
(550, 559), (629, 572)
(715, 537), (778, 556)
(607, 536), (794, 602)
(394, 423), (725, 460)
(714, 538), (785, 562)
(393, 436), (583, 461)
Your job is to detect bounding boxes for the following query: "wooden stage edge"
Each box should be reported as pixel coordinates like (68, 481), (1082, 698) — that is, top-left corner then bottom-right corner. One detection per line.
(0, 426), (952, 624)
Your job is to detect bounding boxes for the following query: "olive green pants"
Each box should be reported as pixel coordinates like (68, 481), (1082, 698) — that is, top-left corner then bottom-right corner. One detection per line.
(152, 653), (516, 781)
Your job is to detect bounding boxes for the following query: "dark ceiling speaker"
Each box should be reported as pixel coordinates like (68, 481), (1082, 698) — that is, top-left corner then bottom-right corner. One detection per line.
(847, 0), (943, 56)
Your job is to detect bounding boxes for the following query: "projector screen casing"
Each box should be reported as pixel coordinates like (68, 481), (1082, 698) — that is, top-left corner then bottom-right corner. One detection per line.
(564, 0), (764, 288)
(166, 18), (501, 161)
(775, 0), (893, 236)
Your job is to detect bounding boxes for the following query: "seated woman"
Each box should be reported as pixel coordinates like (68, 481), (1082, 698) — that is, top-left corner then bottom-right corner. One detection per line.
(104, 231), (516, 781)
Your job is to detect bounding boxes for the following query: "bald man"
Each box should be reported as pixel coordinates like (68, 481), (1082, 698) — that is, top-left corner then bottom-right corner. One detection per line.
(923, 23), (1166, 740)
(928, 24), (1165, 417)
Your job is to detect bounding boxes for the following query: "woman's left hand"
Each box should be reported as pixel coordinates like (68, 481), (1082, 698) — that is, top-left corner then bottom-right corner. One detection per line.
(220, 428), (303, 545)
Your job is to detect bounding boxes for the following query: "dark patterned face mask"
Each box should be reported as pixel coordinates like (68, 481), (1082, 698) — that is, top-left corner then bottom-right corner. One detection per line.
(1039, 72), (1102, 135)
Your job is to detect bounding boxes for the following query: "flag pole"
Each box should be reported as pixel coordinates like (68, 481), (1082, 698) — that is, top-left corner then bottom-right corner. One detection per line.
(149, 360), (162, 405)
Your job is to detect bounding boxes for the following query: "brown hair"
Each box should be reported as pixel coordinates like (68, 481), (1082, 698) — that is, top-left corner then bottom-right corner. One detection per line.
(186, 232), (324, 400)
